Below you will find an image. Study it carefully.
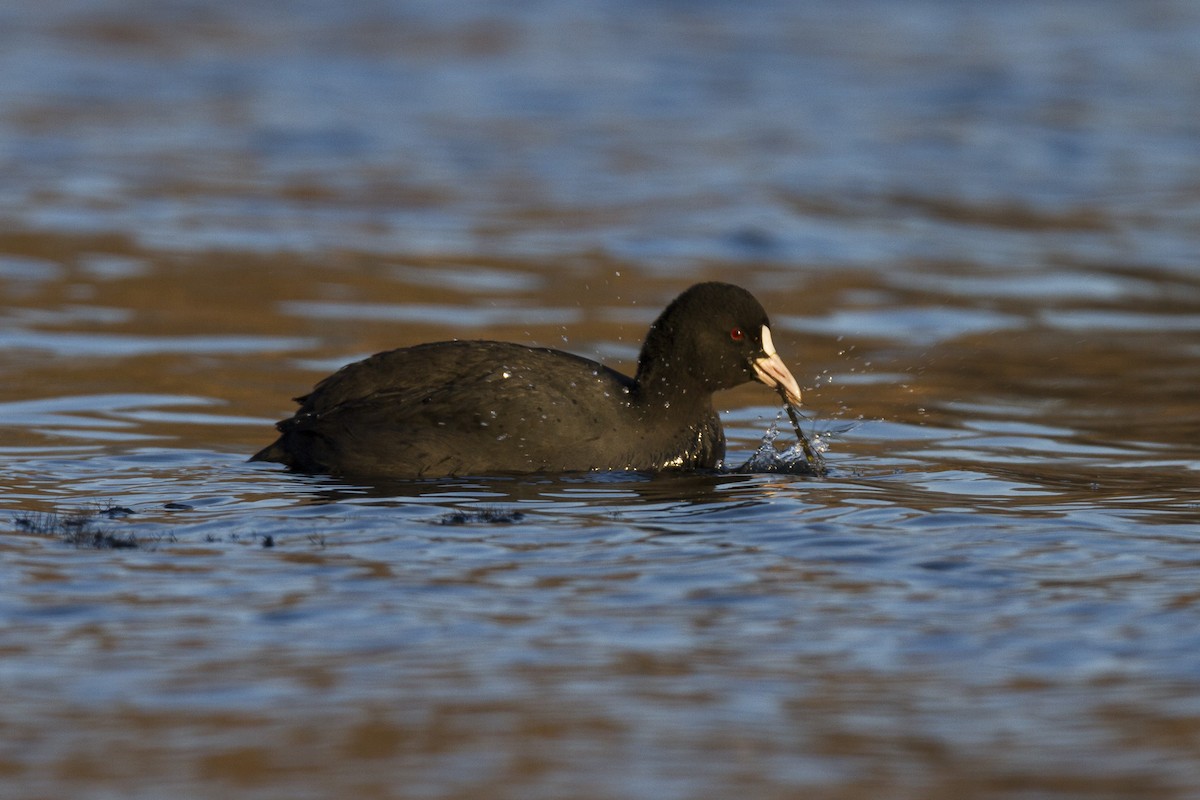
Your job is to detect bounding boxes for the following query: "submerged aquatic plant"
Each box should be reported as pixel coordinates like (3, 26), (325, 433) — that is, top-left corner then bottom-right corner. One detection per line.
(782, 395), (828, 476)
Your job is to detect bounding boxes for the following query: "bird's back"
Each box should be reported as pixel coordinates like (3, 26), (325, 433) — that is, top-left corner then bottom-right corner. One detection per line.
(253, 340), (722, 477)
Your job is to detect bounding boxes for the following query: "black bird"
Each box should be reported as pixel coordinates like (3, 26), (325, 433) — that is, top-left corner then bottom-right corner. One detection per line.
(252, 282), (803, 478)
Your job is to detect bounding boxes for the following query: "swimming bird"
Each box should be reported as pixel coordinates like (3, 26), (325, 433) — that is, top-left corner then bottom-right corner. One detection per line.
(252, 281), (803, 478)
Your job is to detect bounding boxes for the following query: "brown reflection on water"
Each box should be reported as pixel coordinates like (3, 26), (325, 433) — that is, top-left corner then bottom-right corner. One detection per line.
(5, 3), (1200, 797)
(2, 226), (1197, 520)
(0, 230), (850, 451)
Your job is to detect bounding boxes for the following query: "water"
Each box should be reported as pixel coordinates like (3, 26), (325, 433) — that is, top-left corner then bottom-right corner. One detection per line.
(3, 1), (1200, 797)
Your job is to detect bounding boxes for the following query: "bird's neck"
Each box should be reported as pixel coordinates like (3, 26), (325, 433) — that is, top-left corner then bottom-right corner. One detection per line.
(631, 365), (713, 416)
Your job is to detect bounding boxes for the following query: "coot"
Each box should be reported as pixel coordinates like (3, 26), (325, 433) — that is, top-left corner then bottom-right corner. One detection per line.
(252, 282), (803, 478)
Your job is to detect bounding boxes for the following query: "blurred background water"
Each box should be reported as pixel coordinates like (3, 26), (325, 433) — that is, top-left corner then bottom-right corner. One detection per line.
(2, 1), (1200, 798)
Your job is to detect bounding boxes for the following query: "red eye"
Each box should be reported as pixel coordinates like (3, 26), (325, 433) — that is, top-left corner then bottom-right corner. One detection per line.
(729, 327), (745, 342)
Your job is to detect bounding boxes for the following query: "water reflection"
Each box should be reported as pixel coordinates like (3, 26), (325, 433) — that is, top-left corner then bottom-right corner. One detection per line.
(279, 299), (582, 328)
(0, 330), (315, 356)
(294, 469), (775, 514)
(3, 0), (1200, 797)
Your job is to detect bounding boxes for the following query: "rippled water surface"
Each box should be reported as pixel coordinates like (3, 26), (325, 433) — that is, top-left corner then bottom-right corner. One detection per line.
(3, 1), (1200, 798)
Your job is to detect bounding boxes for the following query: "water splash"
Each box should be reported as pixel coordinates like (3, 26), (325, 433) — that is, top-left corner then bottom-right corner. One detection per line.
(738, 409), (829, 476)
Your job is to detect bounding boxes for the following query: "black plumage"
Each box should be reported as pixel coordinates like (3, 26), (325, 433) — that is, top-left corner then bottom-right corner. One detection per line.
(252, 282), (802, 478)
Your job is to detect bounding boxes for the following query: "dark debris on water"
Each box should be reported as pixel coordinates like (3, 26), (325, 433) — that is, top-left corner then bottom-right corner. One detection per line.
(8, 503), (189, 550)
(201, 531), (278, 548)
(13, 508), (144, 550)
(437, 507), (526, 526)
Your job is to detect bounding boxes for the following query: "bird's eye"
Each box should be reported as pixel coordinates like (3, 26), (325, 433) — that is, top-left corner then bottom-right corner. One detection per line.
(729, 327), (745, 342)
